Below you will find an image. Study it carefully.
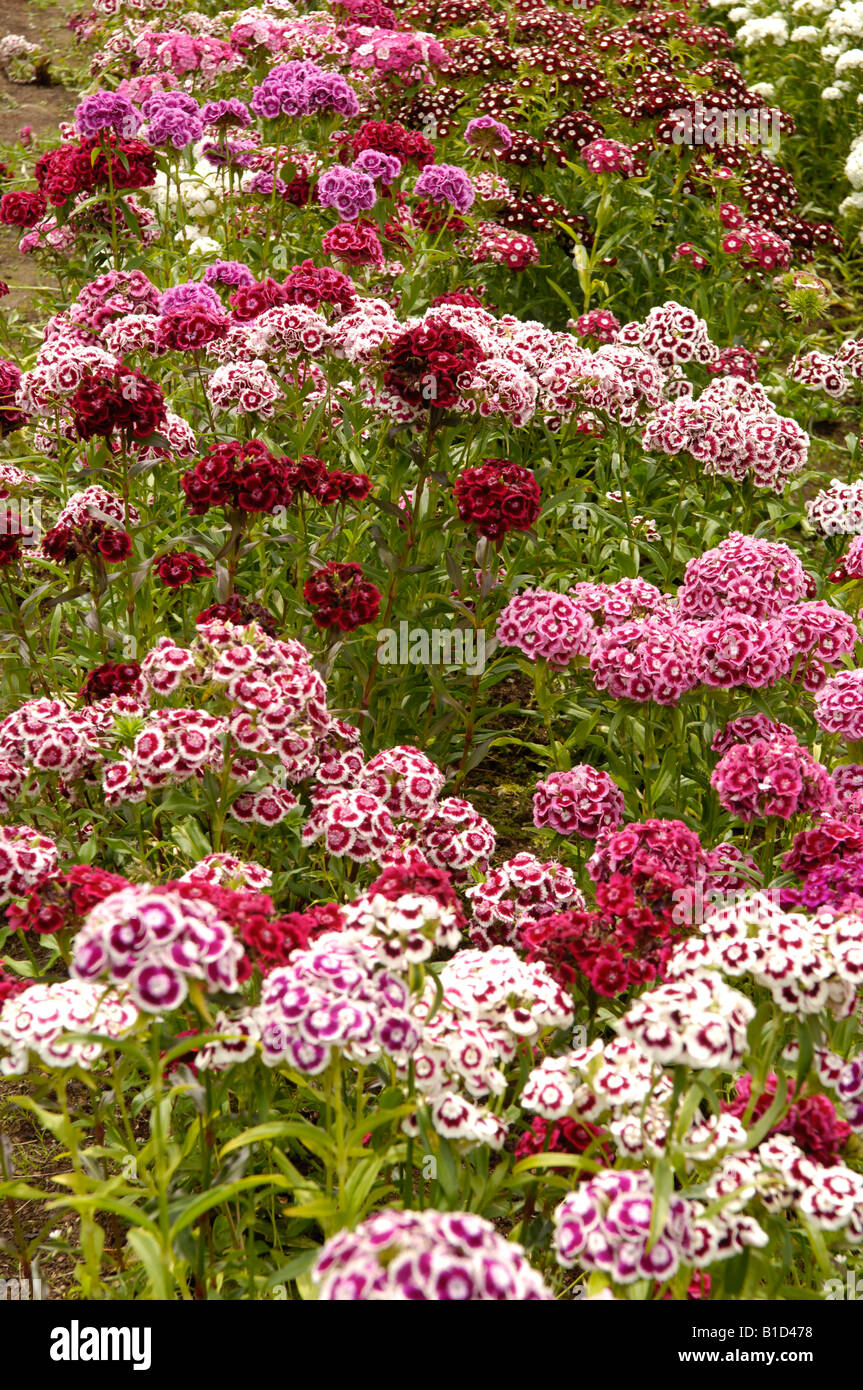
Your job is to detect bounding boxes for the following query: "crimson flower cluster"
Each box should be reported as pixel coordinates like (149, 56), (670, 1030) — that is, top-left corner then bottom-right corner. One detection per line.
(453, 458), (541, 541)
(155, 551), (215, 589)
(284, 455), (372, 505)
(181, 441), (293, 516)
(6, 864), (131, 936)
(35, 135), (156, 207)
(70, 366), (166, 442)
(722, 1073), (851, 1167)
(79, 660), (142, 703)
(304, 562), (382, 631)
(384, 321), (484, 411)
(520, 872), (686, 997)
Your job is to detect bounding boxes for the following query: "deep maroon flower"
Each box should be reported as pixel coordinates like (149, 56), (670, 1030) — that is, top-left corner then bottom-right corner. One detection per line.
(155, 549), (214, 589)
(196, 594), (278, 634)
(304, 562), (381, 631)
(282, 259), (357, 314)
(454, 458), (540, 541)
(0, 359), (27, 437)
(97, 528), (132, 562)
(283, 454), (371, 505)
(80, 660), (141, 702)
(71, 366), (166, 441)
(0, 534), (23, 567)
(385, 321), (484, 412)
(181, 440), (292, 516)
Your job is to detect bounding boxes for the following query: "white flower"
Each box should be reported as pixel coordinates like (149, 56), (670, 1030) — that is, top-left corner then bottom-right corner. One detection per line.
(790, 24), (820, 39)
(736, 14), (789, 45)
(823, 85), (847, 98)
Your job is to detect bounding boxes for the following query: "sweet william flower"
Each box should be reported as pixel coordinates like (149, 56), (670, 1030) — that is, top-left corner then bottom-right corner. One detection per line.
(304, 562), (381, 632)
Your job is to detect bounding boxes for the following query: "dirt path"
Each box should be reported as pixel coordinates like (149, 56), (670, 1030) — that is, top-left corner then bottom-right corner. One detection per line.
(0, 0), (77, 315)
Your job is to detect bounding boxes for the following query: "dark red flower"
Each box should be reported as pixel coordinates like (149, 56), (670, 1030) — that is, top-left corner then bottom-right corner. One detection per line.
(454, 458), (541, 541)
(70, 365), (166, 442)
(181, 440), (292, 516)
(196, 593), (278, 634)
(368, 859), (466, 927)
(155, 549), (214, 589)
(80, 660), (142, 702)
(97, 528), (133, 562)
(303, 561), (381, 632)
(0, 190), (46, 227)
(384, 320), (484, 412)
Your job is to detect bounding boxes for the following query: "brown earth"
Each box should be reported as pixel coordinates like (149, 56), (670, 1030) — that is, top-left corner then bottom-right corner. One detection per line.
(0, 0), (77, 316)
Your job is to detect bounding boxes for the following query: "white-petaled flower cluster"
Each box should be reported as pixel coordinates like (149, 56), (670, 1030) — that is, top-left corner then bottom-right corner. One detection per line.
(521, 1037), (746, 1163)
(203, 930), (418, 1075)
(707, 1135), (863, 1236)
(0, 825), (58, 903)
(397, 946), (573, 1148)
(553, 1168), (767, 1284)
(0, 980), (138, 1075)
(642, 378), (809, 493)
(340, 890), (462, 968)
(615, 972), (755, 1068)
(806, 477), (863, 534)
(668, 892), (863, 1017)
(180, 853), (272, 890)
(313, 1209), (553, 1300)
(70, 883), (246, 1011)
(466, 852), (584, 949)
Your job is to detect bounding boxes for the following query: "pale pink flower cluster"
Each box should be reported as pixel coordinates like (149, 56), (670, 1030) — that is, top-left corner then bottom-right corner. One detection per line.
(643, 378), (809, 493)
(616, 301), (718, 368)
(553, 1168), (767, 1285)
(707, 1137), (863, 1236)
(788, 350), (849, 398)
(340, 888), (463, 969)
(522, 1036), (745, 1164)
(214, 930), (419, 1075)
(815, 668), (863, 743)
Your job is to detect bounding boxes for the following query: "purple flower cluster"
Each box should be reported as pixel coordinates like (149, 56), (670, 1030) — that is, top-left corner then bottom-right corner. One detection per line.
(74, 90), (141, 141)
(317, 166), (377, 221)
(141, 92), (204, 150)
(413, 162), (476, 214)
(251, 61), (360, 121)
(70, 884), (246, 1012)
(200, 98), (252, 128)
